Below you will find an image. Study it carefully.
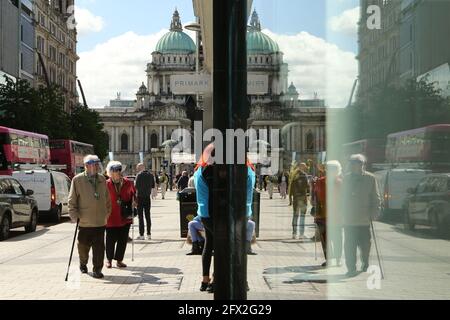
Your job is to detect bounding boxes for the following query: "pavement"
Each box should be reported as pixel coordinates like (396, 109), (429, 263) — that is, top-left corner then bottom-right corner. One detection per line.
(1, 190), (450, 300)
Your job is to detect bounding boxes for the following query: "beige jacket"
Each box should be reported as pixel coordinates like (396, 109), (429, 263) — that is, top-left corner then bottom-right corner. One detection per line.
(68, 173), (112, 228)
(342, 171), (381, 226)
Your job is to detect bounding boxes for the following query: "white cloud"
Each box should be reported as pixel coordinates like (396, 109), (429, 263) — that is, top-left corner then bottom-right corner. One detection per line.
(265, 30), (358, 108)
(75, 6), (105, 37)
(329, 6), (360, 37)
(78, 30), (167, 107)
(78, 29), (357, 108)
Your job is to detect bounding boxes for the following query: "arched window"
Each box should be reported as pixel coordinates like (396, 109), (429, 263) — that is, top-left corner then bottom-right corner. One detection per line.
(306, 131), (314, 152)
(185, 57), (188, 63)
(150, 132), (158, 149)
(121, 133), (129, 151)
(179, 57), (182, 63)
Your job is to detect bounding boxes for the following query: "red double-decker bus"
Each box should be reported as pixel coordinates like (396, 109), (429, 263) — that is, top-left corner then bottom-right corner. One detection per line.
(50, 140), (95, 179)
(342, 139), (386, 170)
(0, 126), (51, 175)
(385, 124), (450, 168)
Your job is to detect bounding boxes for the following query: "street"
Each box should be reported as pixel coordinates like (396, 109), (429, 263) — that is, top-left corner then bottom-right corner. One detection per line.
(1, 190), (449, 300)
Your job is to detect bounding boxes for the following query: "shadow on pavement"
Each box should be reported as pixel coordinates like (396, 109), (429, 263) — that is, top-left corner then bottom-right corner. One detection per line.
(100, 266), (182, 285)
(6, 228), (50, 242)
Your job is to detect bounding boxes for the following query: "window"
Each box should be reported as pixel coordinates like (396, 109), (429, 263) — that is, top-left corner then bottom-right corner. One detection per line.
(306, 131), (314, 152)
(150, 133), (158, 149)
(10, 179), (25, 195)
(121, 133), (129, 151)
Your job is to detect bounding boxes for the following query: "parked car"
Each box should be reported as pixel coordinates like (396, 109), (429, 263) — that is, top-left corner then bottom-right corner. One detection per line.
(403, 173), (450, 237)
(0, 176), (39, 241)
(374, 169), (431, 220)
(12, 170), (71, 222)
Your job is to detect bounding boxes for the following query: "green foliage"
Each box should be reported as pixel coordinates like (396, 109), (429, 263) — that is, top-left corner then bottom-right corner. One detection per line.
(70, 104), (109, 161)
(0, 76), (109, 160)
(345, 78), (450, 143)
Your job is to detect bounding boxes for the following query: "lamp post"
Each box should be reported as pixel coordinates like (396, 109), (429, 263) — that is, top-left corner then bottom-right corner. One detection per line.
(162, 139), (178, 191)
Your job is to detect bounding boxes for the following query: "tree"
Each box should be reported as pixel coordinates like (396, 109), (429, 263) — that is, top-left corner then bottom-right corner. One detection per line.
(70, 104), (109, 160)
(344, 78), (450, 144)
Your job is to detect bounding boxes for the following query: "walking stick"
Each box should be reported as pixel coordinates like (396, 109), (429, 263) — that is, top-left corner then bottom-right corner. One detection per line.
(370, 219), (385, 280)
(132, 208), (136, 262)
(65, 219), (79, 282)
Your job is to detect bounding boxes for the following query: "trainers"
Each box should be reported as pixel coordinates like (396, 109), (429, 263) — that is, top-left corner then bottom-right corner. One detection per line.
(146, 234), (151, 240)
(80, 265), (88, 274)
(105, 261), (112, 269)
(92, 271), (104, 279)
(136, 235), (144, 240)
(207, 283), (214, 293)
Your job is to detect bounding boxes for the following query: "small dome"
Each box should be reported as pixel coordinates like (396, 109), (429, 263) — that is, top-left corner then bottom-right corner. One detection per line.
(247, 10), (279, 54)
(155, 9), (196, 54)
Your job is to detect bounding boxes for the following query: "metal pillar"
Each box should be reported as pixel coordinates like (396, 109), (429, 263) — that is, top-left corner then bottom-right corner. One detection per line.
(213, 0), (249, 300)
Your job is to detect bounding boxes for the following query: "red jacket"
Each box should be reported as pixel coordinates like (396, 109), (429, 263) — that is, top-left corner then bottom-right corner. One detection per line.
(106, 178), (136, 228)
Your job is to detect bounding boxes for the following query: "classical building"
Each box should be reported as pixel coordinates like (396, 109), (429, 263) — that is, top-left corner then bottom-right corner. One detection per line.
(99, 9), (327, 175)
(34, 0), (79, 111)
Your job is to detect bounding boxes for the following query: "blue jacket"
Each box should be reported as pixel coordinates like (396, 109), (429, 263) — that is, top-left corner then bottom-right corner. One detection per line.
(194, 166), (256, 218)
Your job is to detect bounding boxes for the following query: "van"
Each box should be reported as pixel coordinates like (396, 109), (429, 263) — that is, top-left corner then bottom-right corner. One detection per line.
(374, 169), (431, 220)
(12, 170), (71, 222)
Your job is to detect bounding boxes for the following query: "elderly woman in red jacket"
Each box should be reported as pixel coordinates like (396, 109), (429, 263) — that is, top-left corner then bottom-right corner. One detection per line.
(105, 161), (136, 269)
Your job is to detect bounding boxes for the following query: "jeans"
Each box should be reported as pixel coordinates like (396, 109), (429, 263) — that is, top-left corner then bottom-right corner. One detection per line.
(344, 226), (371, 272)
(188, 220), (205, 243)
(106, 224), (131, 262)
(292, 198), (307, 236)
(137, 197), (151, 236)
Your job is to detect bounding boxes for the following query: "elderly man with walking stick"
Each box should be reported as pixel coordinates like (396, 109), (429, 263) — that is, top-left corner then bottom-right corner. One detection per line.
(68, 155), (112, 279)
(342, 154), (381, 278)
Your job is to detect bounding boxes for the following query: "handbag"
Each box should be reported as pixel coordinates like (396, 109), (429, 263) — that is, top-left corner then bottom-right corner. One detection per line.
(310, 206), (316, 217)
(120, 200), (133, 219)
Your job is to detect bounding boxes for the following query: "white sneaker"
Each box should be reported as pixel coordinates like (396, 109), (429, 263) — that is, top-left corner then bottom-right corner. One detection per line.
(136, 236), (144, 240)
(146, 234), (151, 240)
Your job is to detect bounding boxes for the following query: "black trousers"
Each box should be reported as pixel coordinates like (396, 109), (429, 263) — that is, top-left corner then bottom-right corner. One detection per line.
(106, 224), (131, 262)
(137, 197), (151, 236)
(201, 217), (214, 278)
(78, 226), (106, 273)
(344, 226), (371, 272)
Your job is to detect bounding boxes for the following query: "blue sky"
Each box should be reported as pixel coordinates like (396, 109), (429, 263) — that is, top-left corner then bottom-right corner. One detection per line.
(76, 0), (359, 53)
(76, 0), (361, 108)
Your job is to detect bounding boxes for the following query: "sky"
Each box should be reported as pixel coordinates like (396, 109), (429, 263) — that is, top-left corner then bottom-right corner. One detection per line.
(75, 0), (361, 108)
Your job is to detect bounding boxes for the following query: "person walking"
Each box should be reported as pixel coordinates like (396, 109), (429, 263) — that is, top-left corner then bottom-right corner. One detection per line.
(177, 171), (189, 192)
(289, 162), (310, 240)
(327, 160), (344, 267)
(68, 155), (112, 279)
(312, 163), (327, 267)
(342, 154), (381, 277)
(105, 161), (136, 269)
(265, 174), (274, 199)
(278, 171), (289, 199)
(151, 171), (159, 200)
(134, 163), (155, 240)
(159, 171), (168, 199)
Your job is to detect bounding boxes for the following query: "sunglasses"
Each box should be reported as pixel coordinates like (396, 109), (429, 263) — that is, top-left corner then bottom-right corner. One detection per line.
(85, 161), (100, 165)
(110, 166), (123, 172)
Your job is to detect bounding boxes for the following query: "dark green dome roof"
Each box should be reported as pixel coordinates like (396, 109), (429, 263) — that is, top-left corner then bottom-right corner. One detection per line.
(154, 9), (196, 54)
(247, 10), (279, 54)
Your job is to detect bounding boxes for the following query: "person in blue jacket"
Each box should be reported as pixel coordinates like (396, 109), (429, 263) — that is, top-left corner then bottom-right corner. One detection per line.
(194, 143), (257, 293)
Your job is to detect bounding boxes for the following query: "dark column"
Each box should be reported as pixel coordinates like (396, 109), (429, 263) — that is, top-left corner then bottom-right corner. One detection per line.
(213, 0), (249, 300)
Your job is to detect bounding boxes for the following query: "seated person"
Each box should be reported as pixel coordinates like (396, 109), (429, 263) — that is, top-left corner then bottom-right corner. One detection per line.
(186, 216), (205, 255)
(186, 216), (257, 255)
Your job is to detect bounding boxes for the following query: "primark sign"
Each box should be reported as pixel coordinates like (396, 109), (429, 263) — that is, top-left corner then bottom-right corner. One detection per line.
(171, 74), (268, 95)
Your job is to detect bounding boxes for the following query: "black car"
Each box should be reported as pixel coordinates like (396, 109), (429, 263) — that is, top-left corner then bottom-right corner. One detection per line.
(0, 176), (39, 241)
(404, 173), (450, 237)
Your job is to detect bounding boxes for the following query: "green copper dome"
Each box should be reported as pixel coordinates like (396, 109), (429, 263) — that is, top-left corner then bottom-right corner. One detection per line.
(155, 10), (196, 54)
(247, 10), (279, 54)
